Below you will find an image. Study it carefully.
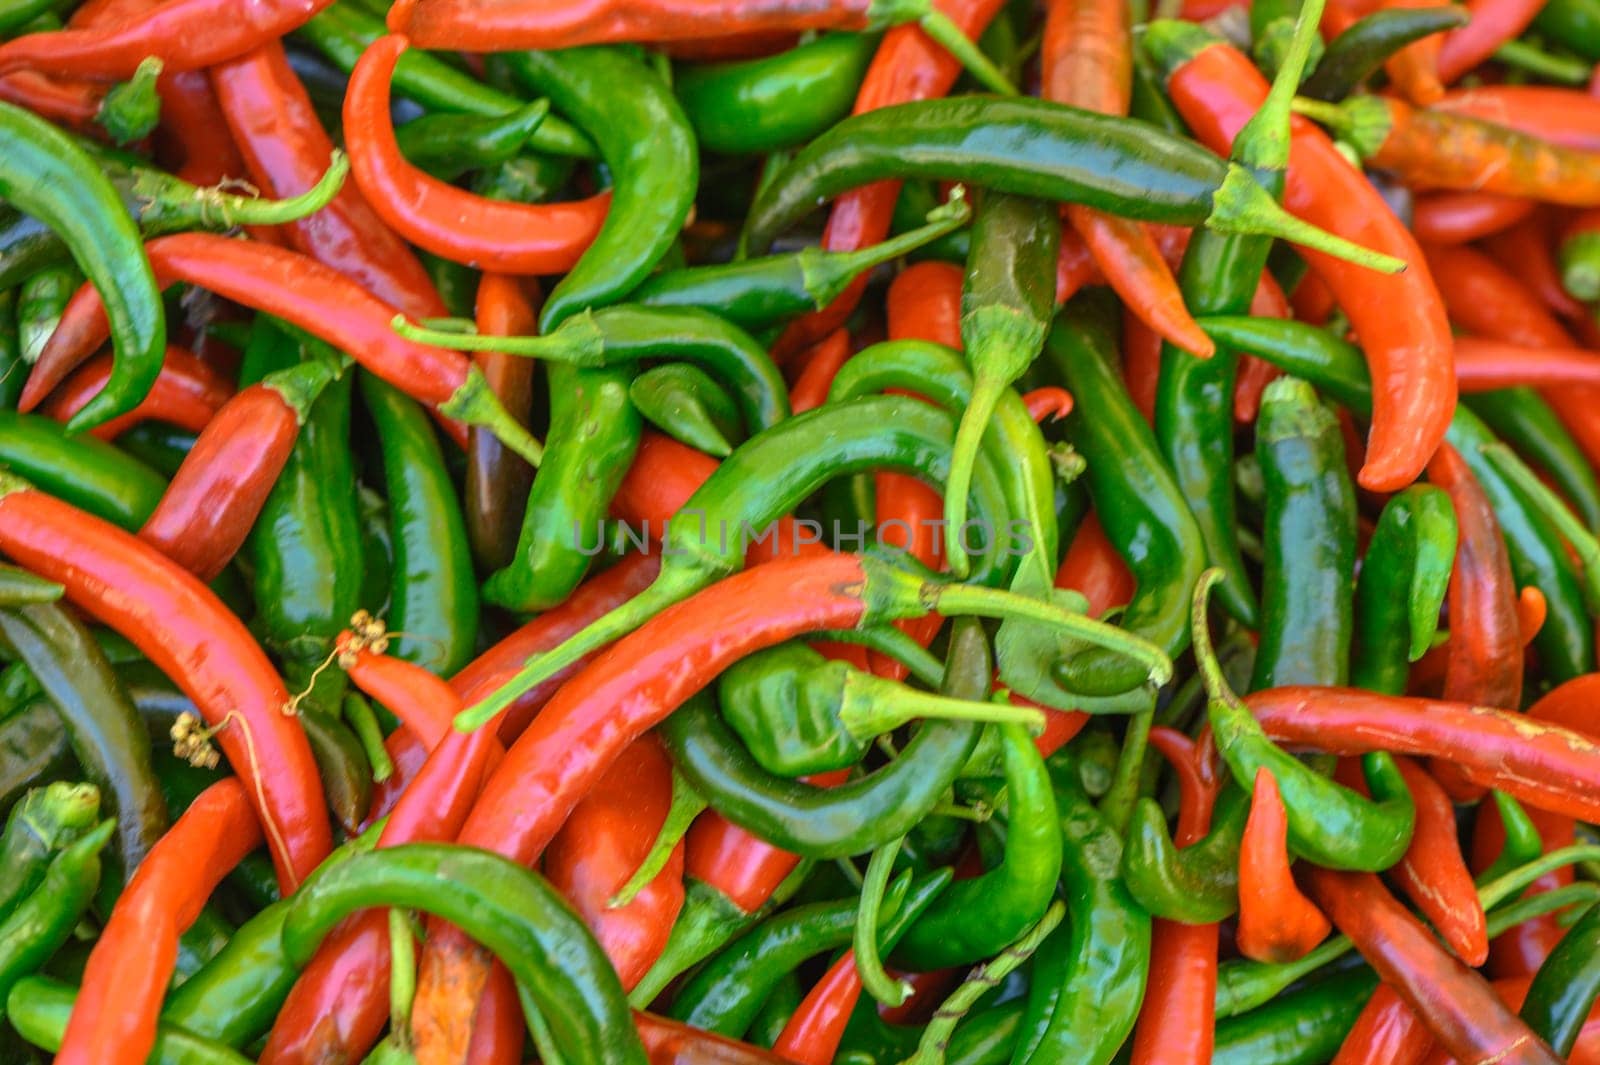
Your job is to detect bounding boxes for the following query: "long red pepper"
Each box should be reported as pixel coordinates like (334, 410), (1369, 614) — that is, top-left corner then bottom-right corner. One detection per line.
(1452, 339), (1600, 391)
(1306, 868), (1561, 1065)
(1436, 86), (1600, 150)
(1391, 756), (1488, 965)
(787, 329), (853, 414)
(343, 36), (609, 274)
(635, 1012), (801, 1063)
(771, 0), (1005, 358)
(55, 780), (263, 1065)
(1436, 0), (1545, 82)
(41, 344), (231, 441)
(0, 477), (329, 887)
(1409, 192), (1534, 246)
(1333, 984), (1436, 1065)
(210, 41), (445, 320)
(466, 273), (539, 571)
(771, 951), (859, 1065)
(1165, 40), (1454, 491)
(1236, 767), (1331, 964)
(337, 633), (456, 749)
(1381, 0), (1447, 103)
(153, 68), (251, 187)
(18, 234), (532, 458)
(1232, 271), (1292, 424)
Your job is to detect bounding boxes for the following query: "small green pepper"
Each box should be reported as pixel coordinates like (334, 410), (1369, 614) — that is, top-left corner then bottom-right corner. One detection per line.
(0, 819), (113, 1010)
(1301, 5), (1471, 99)
(393, 98), (550, 181)
(1350, 485), (1458, 694)
(0, 782), (98, 924)
(630, 362), (744, 458)
(1120, 784), (1249, 923)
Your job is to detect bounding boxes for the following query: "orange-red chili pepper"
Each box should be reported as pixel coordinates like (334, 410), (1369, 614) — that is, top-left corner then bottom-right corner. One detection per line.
(344, 36), (609, 274)
(152, 68), (249, 187)
(1056, 511), (1136, 615)
(1164, 40), (1454, 492)
(1437, 0), (1546, 82)
(770, 950), (859, 1065)
(1436, 86), (1600, 150)
(465, 272), (538, 572)
(1453, 338), (1600, 391)
(634, 1011), (802, 1063)
(1023, 386), (1075, 422)
(1121, 304), (1162, 425)
(788, 329), (853, 414)
(1056, 224), (1103, 303)
(1232, 271), (1291, 424)
(336, 633), (456, 750)
(1236, 766), (1331, 964)
(41, 344), (230, 441)
(1409, 192), (1535, 245)
(0, 71), (102, 131)
(1381, 0), (1448, 103)
(1332, 983), (1440, 1065)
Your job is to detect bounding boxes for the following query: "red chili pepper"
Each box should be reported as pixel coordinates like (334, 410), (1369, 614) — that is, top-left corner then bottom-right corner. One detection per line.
(788, 329), (854, 414)
(152, 68), (250, 187)
(0, 71), (103, 131)
(55, 779), (262, 1065)
(655, 30), (800, 60)
(1056, 511), (1136, 614)
(1056, 224), (1104, 303)
(1122, 303), (1162, 426)
(0, 479), (329, 888)
(1236, 766), (1331, 964)
(1436, 86), (1600, 150)
(1453, 338), (1600, 391)
(771, 951), (860, 1065)
(1437, 0), (1545, 82)
(1332, 983), (1437, 1065)
(344, 36), (609, 274)
(1023, 386), (1075, 422)
(1288, 269), (1337, 325)
(544, 735), (686, 992)
(771, 0), (1007, 359)
(41, 344), (230, 441)
(1472, 798), (1576, 980)
(635, 1011), (801, 1063)
(1409, 192), (1534, 246)
(210, 41), (445, 320)
(1233, 271), (1291, 424)
(1165, 41), (1454, 492)
(1306, 867), (1561, 1065)
(1381, 0), (1448, 103)
(465, 272), (538, 569)
(336, 632), (456, 750)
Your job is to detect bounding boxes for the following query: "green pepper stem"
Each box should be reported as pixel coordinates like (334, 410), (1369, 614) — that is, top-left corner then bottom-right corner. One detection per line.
(1289, 95), (1392, 160)
(343, 693), (394, 784)
(437, 364), (545, 469)
(263, 355), (346, 426)
(855, 837), (912, 1008)
(387, 909), (416, 1039)
(1207, 165), (1405, 273)
(1231, 0), (1328, 173)
(609, 770), (707, 908)
(837, 671), (1047, 739)
(1493, 38), (1592, 85)
(140, 150), (352, 232)
(1098, 706), (1155, 835)
(1483, 442), (1600, 615)
(392, 311), (606, 365)
(1476, 791), (1539, 886)
(1480, 844), (1600, 911)
(800, 187), (972, 309)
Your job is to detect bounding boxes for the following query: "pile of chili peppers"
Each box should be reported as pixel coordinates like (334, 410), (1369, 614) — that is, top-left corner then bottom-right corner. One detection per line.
(14, 0), (1600, 1062)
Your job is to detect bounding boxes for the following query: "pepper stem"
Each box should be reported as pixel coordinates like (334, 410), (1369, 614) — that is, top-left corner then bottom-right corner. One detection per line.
(837, 671), (1047, 739)
(1288, 95), (1391, 160)
(799, 187), (972, 310)
(867, 0), (1019, 93)
(1207, 165), (1405, 274)
(392, 311), (607, 365)
(1230, 0), (1328, 173)
(437, 364), (545, 468)
(609, 770), (707, 908)
(387, 909), (416, 1041)
(855, 837), (912, 1007)
(343, 693), (394, 784)
(1483, 442), (1600, 615)
(261, 354), (346, 426)
(140, 151), (351, 233)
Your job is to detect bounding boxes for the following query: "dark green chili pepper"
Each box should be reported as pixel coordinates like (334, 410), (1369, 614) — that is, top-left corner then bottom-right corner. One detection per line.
(0, 604), (164, 890)
(115, 423), (194, 479)
(670, 873), (914, 1036)
(1302, 6), (1471, 99)
(662, 618), (992, 859)
(16, 264), (80, 366)
(0, 818), (112, 1010)
(1046, 291), (1207, 703)
(893, 723), (1062, 970)
(0, 0), (68, 34)
(0, 291), (21, 413)
(1464, 388), (1600, 532)
(744, 99), (1404, 272)
(0, 703), (71, 819)
(473, 151), (577, 205)
(355, 484), (394, 621)
(1250, 0), (1325, 81)
(9, 976), (252, 1064)
(0, 411), (165, 530)
(297, 711), (372, 836)
(393, 98), (550, 181)
(293, 1), (594, 158)
(1130, 47), (1187, 136)
(1534, 0), (1600, 59)
(1194, 569), (1415, 871)
(630, 201), (970, 333)
(1350, 485), (1457, 695)
(280, 842), (649, 1065)
(1477, 792), (1544, 887)
(630, 362), (744, 457)
(1197, 314), (1596, 680)
(675, 33), (878, 155)
(0, 782), (98, 924)
(0, 100), (164, 431)
(746, 971), (802, 1050)
(1212, 967), (1380, 1065)
(357, 372), (477, 676)
(1521, 901), (1600, 1054)
(1250, 377), (1356, 691)
(1010, 777), (1151, 1065)
(96, 56), (163, 146)
(498, 47), (696, 331)
(1120, 783), (1249, 923)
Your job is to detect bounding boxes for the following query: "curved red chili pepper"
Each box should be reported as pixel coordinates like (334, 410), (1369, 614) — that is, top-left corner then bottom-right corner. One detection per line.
(1023, 386), (1075, 422)
(1057, 512), (1136, 613)
(1056, 224), (1104, 303)
(1410, 192), (1534, 246)
(55, 780), (262, 1065)
(336, 634), (456, 749)
(41, 344), (230, 441)
(1436, 0), (1545, 82)
(634, 1011), (800, 1063)
(771, 950), (860, 1065)
(1332, 983), (1437, 1065)
(344, 36), (608, 275)
(1166, 42), (1454, 492)
(1237, 766), (1331, 964)
(545, 735), (686, 992)
(210, 41), (445, 320)
(0, 480), (328, 888)
(152, 68), (249, 187)
(788, 329), (853, 414)
(772, 0), (1007, 359)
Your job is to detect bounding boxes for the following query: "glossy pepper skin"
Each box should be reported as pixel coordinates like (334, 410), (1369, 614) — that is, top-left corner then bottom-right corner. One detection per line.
(1301, 6), (1471, 100)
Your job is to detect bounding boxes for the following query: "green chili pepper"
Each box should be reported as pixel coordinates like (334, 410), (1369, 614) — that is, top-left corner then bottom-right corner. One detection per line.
(96, 56), (164, 146)
(1197, 314), (1596, 680)
(1120, 783), (1249, 923)
(893, 722), (1061, 970)
(675, 33), (879, 154)
(744, 99), (1404, 273)
(115, 423), (194, 479)
(0, 703), (71, 820)
(1194, 569), (1415, 871)
(1213, 967), (1380, 1065)
(297, 710), (373, 836)
(0, 292), (20, 413)
(1010, 777), (1151, 1065)
(1251, 377), (1356, 690)
(0, 818), (112, 1012)
(393, 98), (550, 181)
(630, 362), (744, 457)
(0, 411), (165, 530)
(294, 1), (594, 158)
(0, 0), (68, 34)
(0, 603), (165, 891)
(16, 265), (81, 366)
(0, 567), (60, 608)
(9, 975), (252, 1064)
(0, 101), (164, 431)
(0, 782), (98, 925)
(1535, 0), (1600, 60)
(1477, 792), (1544, 886)
(1350, 485), (1457, 694)
(357, 372), (477, 677)
(472, 151), (577, 205)
(891, 183), (972, 264)
(746, 972), (802, 1050)
(281, 842), (649, 1065)
(1130, 47), (1187, 136)
(1465, 388), (1600, 532)
(1520, 899), (1600, 1054)
(1302, 6), (1471, 99)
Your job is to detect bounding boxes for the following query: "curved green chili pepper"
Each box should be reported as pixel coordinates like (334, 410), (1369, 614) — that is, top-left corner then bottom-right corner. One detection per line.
(0, 603), (165, 890)
(631, 362), (744, 457)
(0, 411), (165, 530)
(1350, 485), (1457, 694)
(0, 703), (71, 820)
(893, 722), (1062, 970)
(1213, 967), (1380, 1065)
(675, 33), (879, 154)
(357, 371), (477, 677)
(1010, 777), (1151, 1065)
(280, 842), (648, 1065)
(1521, 900), (1600, 1054)
(393, 98), (550, 181)
(1120, 784), (1248, 923)
(0, 100), (164, 431)
(0, 818), (112, 1010)
(1465, 388), (1600, 533)
(1251, 377), (1356, 691)
(0, 565), (61, 607)
(0, 782), (98, 924)
(744, 99), (1403, 272)
(1195, 569), (1415, 871)
(9, 976), (252, 1064)
(1197, 314), (1596, 680)
(1302, 6), (1472, 100)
